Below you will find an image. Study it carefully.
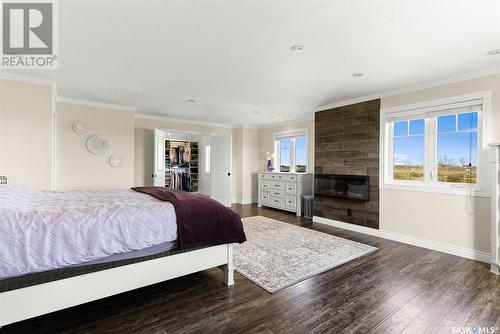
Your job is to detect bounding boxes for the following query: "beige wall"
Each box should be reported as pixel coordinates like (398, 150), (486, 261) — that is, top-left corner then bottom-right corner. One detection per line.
(1, 73), (498, 254)
(258, 119), (315, 173)
(241, 127), (260, 203)
(56, 103), (135, 190)
(232, 127), (243, 202)
(0, 79), (53, 191)
(255, 75), (498, 254)
(379, 73), (500, 253)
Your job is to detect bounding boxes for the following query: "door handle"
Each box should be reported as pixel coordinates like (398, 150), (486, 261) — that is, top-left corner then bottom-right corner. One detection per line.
(228, 173), (231, 176)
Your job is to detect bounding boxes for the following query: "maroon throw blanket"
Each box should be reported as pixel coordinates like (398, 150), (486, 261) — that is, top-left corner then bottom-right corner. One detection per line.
(132, 187), (246, 249)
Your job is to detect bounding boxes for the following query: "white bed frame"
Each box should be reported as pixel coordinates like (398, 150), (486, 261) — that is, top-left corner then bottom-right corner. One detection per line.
(0, 243), (234, 328)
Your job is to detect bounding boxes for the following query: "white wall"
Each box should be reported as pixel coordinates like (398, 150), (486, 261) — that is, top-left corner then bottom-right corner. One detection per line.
(241, 127), (260, 204)
(0, 79), (54, 191)
(56, 102), (135, 190)
(231, 127), (243, 203)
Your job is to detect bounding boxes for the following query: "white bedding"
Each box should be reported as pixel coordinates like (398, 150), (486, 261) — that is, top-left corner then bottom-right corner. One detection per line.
(0, 186), (178, 279)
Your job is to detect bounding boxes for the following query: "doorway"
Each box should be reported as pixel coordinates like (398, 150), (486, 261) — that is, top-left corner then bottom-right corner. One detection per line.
(153, 129), (232, 207)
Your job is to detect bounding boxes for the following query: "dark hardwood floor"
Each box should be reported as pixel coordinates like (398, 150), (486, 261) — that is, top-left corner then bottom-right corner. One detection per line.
(2, 204), (499, 334)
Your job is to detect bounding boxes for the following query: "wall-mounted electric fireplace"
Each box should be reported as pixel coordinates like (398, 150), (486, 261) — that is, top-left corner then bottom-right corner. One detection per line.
(315, 174), (369, 201)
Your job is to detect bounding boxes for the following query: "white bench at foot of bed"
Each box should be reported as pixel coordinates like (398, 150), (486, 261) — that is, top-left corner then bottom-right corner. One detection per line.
(0, 243), (235, 327)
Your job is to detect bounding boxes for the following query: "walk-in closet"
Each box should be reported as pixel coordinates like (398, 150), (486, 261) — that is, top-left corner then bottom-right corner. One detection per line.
(153, 129), (232, 206)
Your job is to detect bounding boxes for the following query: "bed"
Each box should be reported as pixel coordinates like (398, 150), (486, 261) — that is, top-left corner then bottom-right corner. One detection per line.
(0, 181), (245, 327)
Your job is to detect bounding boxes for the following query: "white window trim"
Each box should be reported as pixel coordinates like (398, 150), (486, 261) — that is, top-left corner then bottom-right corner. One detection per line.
(273, 128), (308, 173)
(205, 144), (211, 174)
(380, 91), (491, 198)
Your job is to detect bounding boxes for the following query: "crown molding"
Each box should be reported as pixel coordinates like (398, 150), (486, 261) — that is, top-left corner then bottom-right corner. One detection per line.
(3, 65), (498, 130)
(134, 113), (236, 129)
(57, 97), (137, 112)
(0, 72), (56, 87)
(314, 64), (500, 112)
(257, 115), (314, 129)
(236, 124), (260, 130)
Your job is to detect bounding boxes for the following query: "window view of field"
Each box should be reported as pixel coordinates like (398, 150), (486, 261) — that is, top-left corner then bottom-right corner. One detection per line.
(278, 136), (307, 173)
(393, 112), (478, 184)
(393, 165), (424, 181)
(438, 164), (477, 183)
(295, 164), (306, 173)
(393, 164), (477, 183)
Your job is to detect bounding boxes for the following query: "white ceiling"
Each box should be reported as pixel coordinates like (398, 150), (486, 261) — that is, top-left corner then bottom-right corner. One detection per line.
(9, 0), (500, 126)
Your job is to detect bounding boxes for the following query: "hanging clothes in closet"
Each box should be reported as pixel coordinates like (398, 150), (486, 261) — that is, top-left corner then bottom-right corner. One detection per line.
(168, 170), (192, 192)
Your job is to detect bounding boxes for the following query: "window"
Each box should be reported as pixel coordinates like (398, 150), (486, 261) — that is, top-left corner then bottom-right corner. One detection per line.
(274, 129), (308, 173)
(279, 138), (291, 172)
(437, 113), (478, 184)
(205, 145), (211, 173)
(382, 92), (489, 197)
(393, 119), (425, 181)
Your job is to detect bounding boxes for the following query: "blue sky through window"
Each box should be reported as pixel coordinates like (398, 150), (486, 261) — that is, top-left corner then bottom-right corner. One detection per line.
(438, 113), (478, 166)
(394, 119), (425, 166)
(280, 138), (291, 169)
(393, 112), (478, 167)
(295, 136), (307, 167)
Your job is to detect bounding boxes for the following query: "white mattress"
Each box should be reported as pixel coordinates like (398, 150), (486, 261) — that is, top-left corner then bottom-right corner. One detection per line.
(0, 186), (178, 279)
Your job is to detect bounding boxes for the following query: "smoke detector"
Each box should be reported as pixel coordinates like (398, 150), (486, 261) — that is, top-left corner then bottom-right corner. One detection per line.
(290, 45), (304, 53)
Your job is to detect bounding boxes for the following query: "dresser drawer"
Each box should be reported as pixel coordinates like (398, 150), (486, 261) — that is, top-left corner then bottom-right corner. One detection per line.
(281, 174), (297, 182)
(285, 196), (296, 209)
(271, 181), (285, 190)
(260, 192), (270, 203)
(259, 173), (297, 182)
(260, 180), (270, 191)
(270, 197), (285, 207)
(285, 183), (296, 194)
(259, 173), (273, 180)
(270, 189), (285, 198)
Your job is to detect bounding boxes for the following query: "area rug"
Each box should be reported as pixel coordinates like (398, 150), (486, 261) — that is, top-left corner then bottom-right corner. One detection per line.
(234, 216), (377, 293)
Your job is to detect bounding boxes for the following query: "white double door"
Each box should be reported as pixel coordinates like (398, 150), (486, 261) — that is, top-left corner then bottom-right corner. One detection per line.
(153, 129), (232, 207)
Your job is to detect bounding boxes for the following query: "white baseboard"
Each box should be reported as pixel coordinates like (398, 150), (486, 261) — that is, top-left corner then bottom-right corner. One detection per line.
(313, 216), (491, 264)
(491, 261), (500, 275)
(233, 199), (257, 205)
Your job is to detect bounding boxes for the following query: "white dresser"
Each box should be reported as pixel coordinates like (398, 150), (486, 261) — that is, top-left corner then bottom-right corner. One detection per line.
(490, 144), (500, 275)
(257, 172), (312, 216)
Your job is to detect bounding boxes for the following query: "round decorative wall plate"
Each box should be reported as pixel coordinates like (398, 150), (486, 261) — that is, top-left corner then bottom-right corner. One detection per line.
(86, 135), (109, 155)
(109, 155), (122, 168)
(72, 120), (87, 134)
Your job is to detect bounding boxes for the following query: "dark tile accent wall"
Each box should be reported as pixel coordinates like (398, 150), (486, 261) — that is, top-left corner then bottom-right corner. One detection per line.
(314, 99), (380, 229)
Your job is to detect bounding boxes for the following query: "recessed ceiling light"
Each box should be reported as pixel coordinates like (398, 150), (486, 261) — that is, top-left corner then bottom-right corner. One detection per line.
(290, 45), (304, 53)
(279, 118), (284, 122)
(487, 49), (500, 56)
(187, 99), (196, 103)
(352, 73), (364, 77)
